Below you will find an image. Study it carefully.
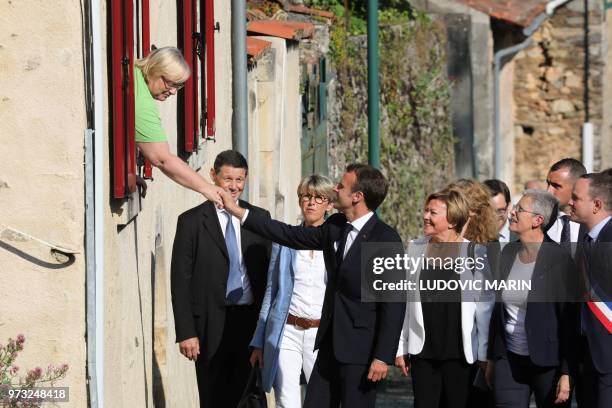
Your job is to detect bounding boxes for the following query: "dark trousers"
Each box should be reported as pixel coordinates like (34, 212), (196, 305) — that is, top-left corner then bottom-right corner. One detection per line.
(492, 352), (567, 408)
(410, 357), (472, 408)
(195, 305), (258, 408)
(575, 338), (612, 408)
(467, 363), (494, 408)
(303, 339), (378, 408)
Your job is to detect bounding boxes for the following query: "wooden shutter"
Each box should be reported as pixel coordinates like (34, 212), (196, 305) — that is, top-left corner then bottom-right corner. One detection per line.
(110, 0), (137, 198)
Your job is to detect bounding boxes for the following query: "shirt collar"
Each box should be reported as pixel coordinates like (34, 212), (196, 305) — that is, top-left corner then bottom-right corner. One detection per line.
(216, 200), (240, 216)
(348, 211), (374, 232)
(588, 215), (612, 241)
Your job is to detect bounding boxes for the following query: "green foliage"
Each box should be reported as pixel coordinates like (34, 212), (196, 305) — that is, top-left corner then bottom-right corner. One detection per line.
(306, 0), (414, 35)
(327, 16), (455, 240)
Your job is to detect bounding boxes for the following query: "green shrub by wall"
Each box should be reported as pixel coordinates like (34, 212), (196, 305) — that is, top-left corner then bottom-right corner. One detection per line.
(327, 17), (455, 240)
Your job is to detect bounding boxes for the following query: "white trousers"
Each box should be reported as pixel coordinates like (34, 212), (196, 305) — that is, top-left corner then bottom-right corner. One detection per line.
(273, 323), (319, 408)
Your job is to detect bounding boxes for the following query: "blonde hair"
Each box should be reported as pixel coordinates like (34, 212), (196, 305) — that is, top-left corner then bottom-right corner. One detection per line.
(426, 189), (470, 233)
(134, 46), (190, 83)
(297, 174), (336, 202)
(446, 179), (498, 243)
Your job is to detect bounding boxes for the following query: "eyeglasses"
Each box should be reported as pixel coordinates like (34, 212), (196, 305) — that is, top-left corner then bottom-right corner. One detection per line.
(299, 194), (329, 204)
(495, 208), (508, 216)
(161, 76), (185, 90)
(513, 204), (540, 216)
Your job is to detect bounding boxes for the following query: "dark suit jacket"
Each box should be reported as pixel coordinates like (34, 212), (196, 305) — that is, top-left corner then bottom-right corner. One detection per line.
(487, 236), (578, 375)
(580, 217), (612, 373)
(243, 210), (406, 365)
(170, 200), (271, 361)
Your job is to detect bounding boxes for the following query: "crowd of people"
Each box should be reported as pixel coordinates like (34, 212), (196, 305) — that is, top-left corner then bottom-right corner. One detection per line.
(137, 47), (611, 408)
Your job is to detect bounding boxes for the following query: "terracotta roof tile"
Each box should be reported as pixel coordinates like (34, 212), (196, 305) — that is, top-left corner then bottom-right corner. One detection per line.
(457, 0), (547, 27)
(285, 4), (335, 19)
(246, 36), (272, 61)
(247, 20), (315, 40)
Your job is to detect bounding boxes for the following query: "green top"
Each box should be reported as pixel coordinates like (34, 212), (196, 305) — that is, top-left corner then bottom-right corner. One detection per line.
(135, 67), (167, 143)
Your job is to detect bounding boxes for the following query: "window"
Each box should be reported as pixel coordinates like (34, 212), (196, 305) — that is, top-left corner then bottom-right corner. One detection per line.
(178, 0), (199, 152)
(178, 0), (216, 153)
(202, 0), (216, 140)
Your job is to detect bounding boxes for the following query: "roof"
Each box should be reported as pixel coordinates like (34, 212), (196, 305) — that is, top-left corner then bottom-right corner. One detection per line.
(246, 37), (272, 63)
(247, 20), (315, 40)
(285, 4), (335, 19)
(456, 0), (548, 27)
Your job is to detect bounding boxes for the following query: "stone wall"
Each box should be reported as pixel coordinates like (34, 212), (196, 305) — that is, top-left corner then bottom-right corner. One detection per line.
(513, 0), (604, 191)
(327, 19), (455, 240)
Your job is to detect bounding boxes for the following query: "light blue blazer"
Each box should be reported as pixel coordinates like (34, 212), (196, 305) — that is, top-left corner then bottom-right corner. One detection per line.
(249, 243), (302, 392)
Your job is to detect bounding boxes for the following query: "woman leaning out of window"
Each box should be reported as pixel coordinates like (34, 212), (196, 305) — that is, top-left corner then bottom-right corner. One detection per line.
(134, 46), (223, 204)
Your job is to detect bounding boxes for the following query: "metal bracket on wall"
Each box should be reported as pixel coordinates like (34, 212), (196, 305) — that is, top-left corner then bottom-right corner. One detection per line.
(0, 225), (79, 264)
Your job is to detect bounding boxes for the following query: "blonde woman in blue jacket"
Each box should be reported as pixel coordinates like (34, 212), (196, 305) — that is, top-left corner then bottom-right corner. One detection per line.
(249, 175), (335, 408)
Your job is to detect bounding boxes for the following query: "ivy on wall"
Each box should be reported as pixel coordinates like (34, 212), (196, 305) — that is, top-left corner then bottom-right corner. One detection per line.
(326, 15), (455, 240)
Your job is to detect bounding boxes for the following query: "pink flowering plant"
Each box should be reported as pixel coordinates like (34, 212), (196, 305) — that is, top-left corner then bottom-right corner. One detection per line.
(0, 335), (68, 407)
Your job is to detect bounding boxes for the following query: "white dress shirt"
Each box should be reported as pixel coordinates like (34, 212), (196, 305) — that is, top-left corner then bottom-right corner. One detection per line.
(547, 211), (580, 243)
(288, 249), (327, 319)
(216, 207), (253, 305)
(498, 220), (510, 243)
(337, 211), (375, 258)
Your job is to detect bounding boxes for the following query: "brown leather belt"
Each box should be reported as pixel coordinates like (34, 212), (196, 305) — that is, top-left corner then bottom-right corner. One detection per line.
(287, 313), (320, 329)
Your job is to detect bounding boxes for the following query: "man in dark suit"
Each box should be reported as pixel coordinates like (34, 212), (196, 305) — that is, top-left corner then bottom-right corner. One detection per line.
(221, 163), (406, 408)
(569, 172), (612, 408)
(171, 150), (271, 408)
(545, 158), (587, 252)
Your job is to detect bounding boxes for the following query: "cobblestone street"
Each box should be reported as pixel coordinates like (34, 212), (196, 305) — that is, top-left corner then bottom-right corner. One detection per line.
(377, 368), (413, 408)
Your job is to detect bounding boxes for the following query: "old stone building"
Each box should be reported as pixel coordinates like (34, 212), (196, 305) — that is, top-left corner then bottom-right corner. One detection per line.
(414, 0), (612, 194)
(512, 1), (605, 190)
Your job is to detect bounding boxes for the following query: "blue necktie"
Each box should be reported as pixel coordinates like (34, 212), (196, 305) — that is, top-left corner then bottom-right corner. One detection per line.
(224, 212), (243, 304)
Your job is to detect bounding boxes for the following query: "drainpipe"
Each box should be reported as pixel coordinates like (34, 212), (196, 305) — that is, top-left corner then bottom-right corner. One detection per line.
(367, 0), (380, 169)
(232, 0), (249, 196)
(88, 1), (105, 406)
(582, 0), (593, 171)
(492, 1), (570, 179)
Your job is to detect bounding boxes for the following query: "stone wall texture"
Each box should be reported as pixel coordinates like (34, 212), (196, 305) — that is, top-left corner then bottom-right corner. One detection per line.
(513, 0), (604, 191)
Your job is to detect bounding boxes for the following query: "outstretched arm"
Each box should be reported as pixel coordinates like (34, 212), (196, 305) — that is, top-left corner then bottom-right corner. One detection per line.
(138, 141), (223, 205)
(221, 191), (327, 250)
